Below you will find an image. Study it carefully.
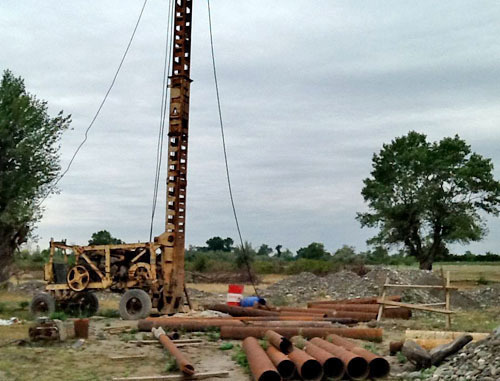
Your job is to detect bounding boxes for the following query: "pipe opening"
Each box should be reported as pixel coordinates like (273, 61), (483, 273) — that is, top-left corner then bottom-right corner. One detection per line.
(301, 359), (323, 380)
(183, 364), (195, 375)
(258, 370), (281, 381)
(369, 357), (391, 378)
(277, 359), (295, 379)
(323, 357), (345, 380)
(280, 338), (293, 354)
(346, 357), (369, 380)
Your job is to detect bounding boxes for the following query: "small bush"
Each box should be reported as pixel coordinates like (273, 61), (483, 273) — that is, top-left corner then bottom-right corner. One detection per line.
(219, 342), (234, 350)
(231, 345), (249, 373)
(18, 301), (29, 309)
(0, 302), (7, 313)
(285, 259), (340, 275)
(477, 275), (489, 285)
(396, 352), (407, 364)
(165, 354), (179, 372)
(49, 311), (68, 321)
(98, 309), (120, 318)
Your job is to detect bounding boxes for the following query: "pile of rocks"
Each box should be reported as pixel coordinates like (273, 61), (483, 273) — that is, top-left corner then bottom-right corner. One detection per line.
(431, 327), (500, 381)
(260, 267), (481, 308)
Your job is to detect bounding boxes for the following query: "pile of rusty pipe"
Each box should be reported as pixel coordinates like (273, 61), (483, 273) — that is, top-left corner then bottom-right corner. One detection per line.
(288, 346), (323, 381)
(220, 326), (383, 342)
(265, 330), (293, 353)
(206, 304), (279, 317)
(266, 346), (295, 379)
(242, 337), (281, 381)
(310, 338), (369, 380)
(304, 341), (345, 380)
(152, 327), (194, 375)
(308, 295), (401, 306)
(327, 334), (390, 379)
(307, 304), (411, 319)
(280, 311), (327, 318)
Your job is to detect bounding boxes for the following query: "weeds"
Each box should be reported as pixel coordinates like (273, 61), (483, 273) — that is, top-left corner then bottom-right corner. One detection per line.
(396, 352), (407, 364)
(164, 354), (179, 372)
(219, 342), (234, 350)
(18, 301), (29, 309)
(0, 302), (6, 313)
(363, 343), (379, 354)
(49, 311), (68, 321)
(477, 275), (489, 285)
(231, 345), (249, 373)
(98, 309), (120, 318)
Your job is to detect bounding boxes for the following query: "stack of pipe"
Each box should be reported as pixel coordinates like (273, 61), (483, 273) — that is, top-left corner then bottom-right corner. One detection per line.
(243, 330), (389, 381)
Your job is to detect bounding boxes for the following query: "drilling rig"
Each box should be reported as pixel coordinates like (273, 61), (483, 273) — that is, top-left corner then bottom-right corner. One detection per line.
(31, 0), (194, 319)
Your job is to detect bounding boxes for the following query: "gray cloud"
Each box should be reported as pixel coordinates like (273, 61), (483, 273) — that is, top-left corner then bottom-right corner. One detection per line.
(2, 0), (500, 254)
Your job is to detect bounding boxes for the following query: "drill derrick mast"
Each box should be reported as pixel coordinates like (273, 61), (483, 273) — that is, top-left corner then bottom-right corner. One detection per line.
(156, 0), (193, 314)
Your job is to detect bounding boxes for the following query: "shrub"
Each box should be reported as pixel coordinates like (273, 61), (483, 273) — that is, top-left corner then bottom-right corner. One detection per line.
(285, 259), (340, 276)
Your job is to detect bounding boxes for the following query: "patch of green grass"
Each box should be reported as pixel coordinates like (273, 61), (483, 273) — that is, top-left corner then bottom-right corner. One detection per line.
(396, 352), (407, 364)
(97, 309), (120, 318)
(49, 311), (67, 321)
(363, 343), (379, 355)
(18, 301), (29, 309)
(231, 345), (249, 373)
(219, 342), (234, 350)
(206, 328), (220, 342)
(0, 302), (7, 314)
(164, 354), (179, 372)
(120, 332), (136, 342)
(259, 339), (268, 350)
(477, 275), (489, 285)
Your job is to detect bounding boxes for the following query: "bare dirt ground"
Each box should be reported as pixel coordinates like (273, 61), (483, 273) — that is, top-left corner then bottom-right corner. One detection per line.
(0, 266), (499, 380)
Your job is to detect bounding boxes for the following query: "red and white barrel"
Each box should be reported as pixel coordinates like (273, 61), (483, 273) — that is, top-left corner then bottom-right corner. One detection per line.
(227, 284), (244, 306)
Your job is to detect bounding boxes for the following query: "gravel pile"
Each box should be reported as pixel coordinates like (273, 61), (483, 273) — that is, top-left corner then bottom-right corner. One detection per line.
(260, 267), (482, 308)
(431, 327), (500, 381)
(461, 283), (500, 308)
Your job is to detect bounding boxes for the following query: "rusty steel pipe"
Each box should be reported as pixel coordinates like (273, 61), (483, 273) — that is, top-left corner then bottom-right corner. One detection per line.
(308, 295), (401, 306)
(265, 330), (293, 353)
(242, 337), (281, 381)
(310, 338), (369, 380)
(327, 334), (390, 379)
(206, 304), (280, 317)
(288, 346), (323, 381)
(152, 327), (194, 375)
(248, 321), (333, 328)
(389, 341), (404, 355)
(266, 345), (295, 379)
(308, 304), (411, 319)
(238, 315), (324, 321)
(220, 327), (383, 342)
(138, 319), (244, 332)
(277, 307), (376, 322)
(304, 341), (345, 380)
(280, 311), (327, 318)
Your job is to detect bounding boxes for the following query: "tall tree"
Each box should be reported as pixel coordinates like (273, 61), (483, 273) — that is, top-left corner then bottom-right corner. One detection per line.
(0, 70), (70, 281)
(296, 242), (330, 260)
(205, 236), (233, 252)
(88, 230), (123, 245)
(257, 244), (273, 256)
(357, 131), (500, 270)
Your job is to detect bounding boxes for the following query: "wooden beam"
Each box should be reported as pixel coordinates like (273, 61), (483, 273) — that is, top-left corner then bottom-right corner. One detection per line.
(377, 299), (455, 314)
(383, 284), (458, 290)
(112, 371), (230, 380)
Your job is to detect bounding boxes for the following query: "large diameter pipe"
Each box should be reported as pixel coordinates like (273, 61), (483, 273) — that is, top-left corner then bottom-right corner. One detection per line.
(242, 337), (281, 381)
(327, 334), (390, 379)
(310, 338), (369, 380)
(308, 304), (411, 319)
(139, 319), (244, 332)
(206, 304), (280, 317)
(220, 327), (383, 342)
(308, 295), (401, 306)
(280, 311), (327, 318)
(277, 307), (376, 322)
(249, 321), (334, 328)
(152, 327), (194, 375)
(304, 341), (345, 380)
(288, 347), (323, 381)
(266, 346), (295, 379)
(265, 330), (293, 353)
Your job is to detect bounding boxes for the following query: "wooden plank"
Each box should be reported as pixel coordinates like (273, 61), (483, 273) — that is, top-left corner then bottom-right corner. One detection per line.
(378, 300), (455, 314)
(112, 371), (230, 381)
(383, 284), (458, 290)
(377, 277), (388, 322)
(110, 354), (147, 360)
(445, 271), (452, 329)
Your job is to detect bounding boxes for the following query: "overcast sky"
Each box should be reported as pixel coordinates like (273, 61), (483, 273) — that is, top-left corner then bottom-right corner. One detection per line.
(2, 1), (500, 254)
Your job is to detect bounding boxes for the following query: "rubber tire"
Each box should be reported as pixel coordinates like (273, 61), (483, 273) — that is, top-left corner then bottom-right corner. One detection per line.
(119, 289), (152, 320)
(67, 292), (99, 317)
(30, 292), (56, 316)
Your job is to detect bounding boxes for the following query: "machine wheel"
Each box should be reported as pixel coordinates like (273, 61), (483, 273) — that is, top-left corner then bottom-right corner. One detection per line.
(30, 292), (56, 316)
(67, 265), (90, 292)
(119, 289), (151, 320)
(67, 292), (99, 317)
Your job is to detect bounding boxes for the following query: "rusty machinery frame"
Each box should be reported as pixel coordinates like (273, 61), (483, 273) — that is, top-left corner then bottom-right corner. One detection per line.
(39, 0), (194, 317)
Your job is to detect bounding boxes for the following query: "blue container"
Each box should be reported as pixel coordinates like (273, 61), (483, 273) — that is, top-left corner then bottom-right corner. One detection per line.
(240, 296), (266, 307)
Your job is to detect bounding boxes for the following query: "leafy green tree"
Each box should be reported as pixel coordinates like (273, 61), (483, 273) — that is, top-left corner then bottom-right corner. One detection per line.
(331, 245), (357, 263)
(88, 230), (123, 245)
(234, 241), (256, 268)
(257, 244), (273, 257)
(296, 242), (330, 260)
(358, 132), (500, 270)
(205, 236), (233, 252)
(275, 244), (283, 257)
(0, 70), (70, 281)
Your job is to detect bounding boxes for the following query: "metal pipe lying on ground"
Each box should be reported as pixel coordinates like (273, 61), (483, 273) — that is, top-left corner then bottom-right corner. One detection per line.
(152, 327), (194, 376)
(220, 327), (383, 342)
(288, 346), (323, 381)
(276, 307), (377, 322)
(242, 337), (281, 381)
(308, 295), (401, 306)
(304, 341), (345, 380)
(310, 338), (369, 380)
(265, 330), (293, 353)
(307, 304), (411, 319)
(266, 346), (296, 379)
(327, 334), (390, 379)
(206, 304), (280, 317)
(139, 319), (244, 331)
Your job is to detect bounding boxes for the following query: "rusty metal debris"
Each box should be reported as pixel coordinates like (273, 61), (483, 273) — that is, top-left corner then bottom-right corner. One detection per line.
(265, 330), (293, 353)
(266, 346), (295, 379)
(220, 326), (383, 341)
(242, 337), (281, 381)
(327, 334), (390, 379)
(304, 341), (345, 380)
(287, 346), (323, 381)
(152, 327), (194, 375)
(310, 338), (369, 380)
(29, 320), (59, 341)
(206, 304), (280, 317)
